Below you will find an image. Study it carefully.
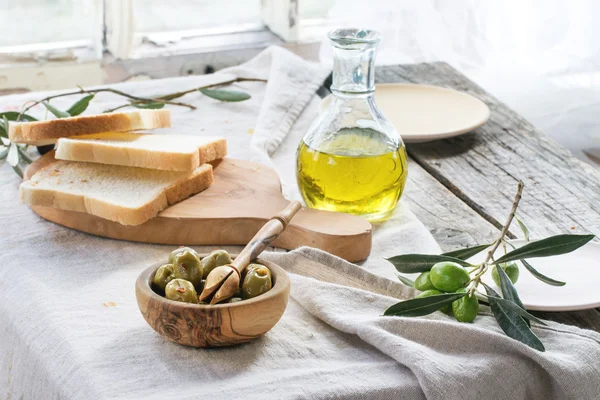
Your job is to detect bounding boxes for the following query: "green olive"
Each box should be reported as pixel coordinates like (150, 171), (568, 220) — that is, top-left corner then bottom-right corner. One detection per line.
(201, 250), (232, 278)
(492, 262), (520, 287)
(414, 272), (436, 291)
(172, 250), (203, 287)
(452, 288), (479, 323)
(165, 279), (198, 304)
(241, 263), (264, 282)
(168, 246), (198, 264)
(241, 265), (272, 299)
(430, 262), (470, 293)
(153, 264), (175, 292)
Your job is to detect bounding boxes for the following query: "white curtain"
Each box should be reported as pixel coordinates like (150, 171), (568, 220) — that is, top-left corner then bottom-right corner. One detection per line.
(321, 0), (600, 163)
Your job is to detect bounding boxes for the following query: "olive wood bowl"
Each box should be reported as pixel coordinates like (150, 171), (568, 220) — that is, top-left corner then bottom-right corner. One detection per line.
(135, 255), (290, 348)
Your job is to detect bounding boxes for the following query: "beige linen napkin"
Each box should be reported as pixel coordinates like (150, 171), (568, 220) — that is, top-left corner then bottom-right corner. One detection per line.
(264, 248), (600, 400)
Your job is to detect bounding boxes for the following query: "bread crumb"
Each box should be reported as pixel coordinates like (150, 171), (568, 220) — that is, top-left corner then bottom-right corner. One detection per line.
(571, 226), (576, 230)
(81, 179), (88, 183)
(103, 301), (117, 308)
(49, 169), (61, 176)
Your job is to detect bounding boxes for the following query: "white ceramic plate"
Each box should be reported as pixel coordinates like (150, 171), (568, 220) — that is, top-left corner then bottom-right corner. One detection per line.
(470, 239), (600, 312)
(321, 83), (490, 143)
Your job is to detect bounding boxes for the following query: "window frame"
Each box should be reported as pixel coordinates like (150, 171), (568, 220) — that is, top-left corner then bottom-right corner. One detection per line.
(0, 0), (330, 87)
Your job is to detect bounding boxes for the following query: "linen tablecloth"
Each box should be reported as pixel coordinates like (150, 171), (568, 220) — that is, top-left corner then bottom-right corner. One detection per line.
(1, 47), (599, 400)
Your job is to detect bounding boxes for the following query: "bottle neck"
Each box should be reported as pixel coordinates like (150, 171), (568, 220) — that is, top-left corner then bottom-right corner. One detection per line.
(331, 45), (376, 95)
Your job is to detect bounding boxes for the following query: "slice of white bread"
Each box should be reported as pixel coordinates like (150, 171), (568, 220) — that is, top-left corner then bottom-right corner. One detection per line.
(9, 109), (171, 145)
(55, 133), (227, 171)
(20, 159), (213, 226)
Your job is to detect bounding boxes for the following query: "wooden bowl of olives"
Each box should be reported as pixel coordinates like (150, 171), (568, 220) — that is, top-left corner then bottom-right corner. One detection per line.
(135, 248), (290, 348)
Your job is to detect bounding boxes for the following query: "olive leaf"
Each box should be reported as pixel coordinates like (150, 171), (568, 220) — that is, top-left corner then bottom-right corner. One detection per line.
(199, 88), (251, 102)
(495, 262), (530, 327)
(42, 102), (70, 118)
(131, 102), (165, 109)
(442, 243), (491, 260)
(481, 282), (548, 326)
(0, 111), (38, 122)
(66, 94), (94, 116)
(384, 292), (465, 317)
(493, 234), (595, 264)
(7, 143), (19, 167)
(386, 254), (474, 274)
(520, 259), (566, 286)
(0, 111), (22, 122)
(504, 240), (566, 286)
(11, 164), (23, 178)
(16, 145), (33, 164)
(0, 115), (8, 138)
(515, 217), (530, 241)
(483, 283), (545, 351)
(395, 273), (415, 287)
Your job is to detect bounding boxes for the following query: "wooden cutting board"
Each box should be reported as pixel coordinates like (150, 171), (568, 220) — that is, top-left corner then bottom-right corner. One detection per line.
(24, 152), (372, 262)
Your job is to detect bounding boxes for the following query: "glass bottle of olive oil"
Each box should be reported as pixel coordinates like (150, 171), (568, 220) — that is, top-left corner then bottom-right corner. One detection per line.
(296, 29), (408, 221)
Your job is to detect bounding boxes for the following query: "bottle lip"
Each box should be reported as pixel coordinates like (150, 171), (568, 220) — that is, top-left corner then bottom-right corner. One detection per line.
(328, 28), (381, 46)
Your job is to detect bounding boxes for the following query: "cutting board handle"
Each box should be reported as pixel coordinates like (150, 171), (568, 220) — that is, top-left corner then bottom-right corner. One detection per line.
(231, 201), (302, 274)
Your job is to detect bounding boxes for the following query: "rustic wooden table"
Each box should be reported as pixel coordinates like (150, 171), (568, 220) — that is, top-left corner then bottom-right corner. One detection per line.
(373, 63), (600, 332)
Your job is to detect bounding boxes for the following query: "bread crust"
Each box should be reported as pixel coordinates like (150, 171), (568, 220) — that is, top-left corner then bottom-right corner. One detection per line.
(9, 109), (171, 145)
(165, 165), (214, 205)
(55, 135), (227, 171)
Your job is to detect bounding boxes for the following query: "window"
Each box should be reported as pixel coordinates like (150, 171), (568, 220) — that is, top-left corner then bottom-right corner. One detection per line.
(261, 0), (335, 42)
(0, 0), (102, 68)
(134, 0), (262, 34)
(0, 0), (99, 47)
(0, 0), (334, 89)
(129, 0), (269, 59)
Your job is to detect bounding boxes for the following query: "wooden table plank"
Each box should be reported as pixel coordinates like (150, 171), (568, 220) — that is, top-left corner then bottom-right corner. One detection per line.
(404, 158), (498, 250)
(377, 63), (600, 240)
(376, 63), (600, 332)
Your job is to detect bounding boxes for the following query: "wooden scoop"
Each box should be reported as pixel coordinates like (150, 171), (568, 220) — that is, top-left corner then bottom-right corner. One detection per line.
(199, 201), (302, 304)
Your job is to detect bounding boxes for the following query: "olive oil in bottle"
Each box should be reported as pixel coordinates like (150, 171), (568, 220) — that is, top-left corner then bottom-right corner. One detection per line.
(297, 127), (408, 221)
(296, 28), (408, 221)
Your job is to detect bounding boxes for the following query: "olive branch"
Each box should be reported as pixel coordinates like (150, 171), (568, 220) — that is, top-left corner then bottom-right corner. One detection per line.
(0, 77), (264, 177)
(466, 181), (524, 296)
(385, 181), (595, 351)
